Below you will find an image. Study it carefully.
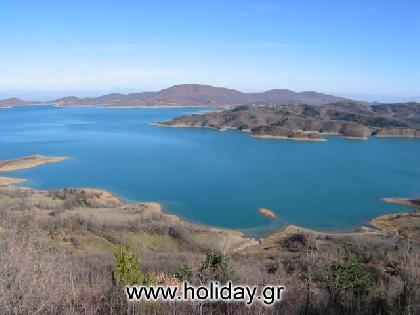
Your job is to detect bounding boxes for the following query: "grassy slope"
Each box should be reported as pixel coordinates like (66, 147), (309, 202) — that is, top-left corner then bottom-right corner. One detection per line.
(0, 186), (256, 255)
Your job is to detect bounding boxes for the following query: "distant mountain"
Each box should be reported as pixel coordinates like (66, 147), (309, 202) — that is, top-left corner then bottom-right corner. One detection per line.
(0, 84), (350, 107)
(0, 97), (37, 107)
(143, 84), (247, 105)
(247, 89), (347, 105)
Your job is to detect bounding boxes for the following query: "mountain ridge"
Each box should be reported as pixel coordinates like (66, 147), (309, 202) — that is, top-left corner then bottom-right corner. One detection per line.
(0, 84), (351, 107)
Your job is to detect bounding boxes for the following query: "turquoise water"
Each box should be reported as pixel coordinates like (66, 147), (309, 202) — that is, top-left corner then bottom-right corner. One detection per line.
(1, 105), (419, 233)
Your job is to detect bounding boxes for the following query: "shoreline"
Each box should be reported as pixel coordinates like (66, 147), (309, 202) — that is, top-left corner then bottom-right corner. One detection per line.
(252, 134), (327, 142)
(375, 134), (420, 138)
(0, 155), (68, 186)
(3, 104), (419, 140)
(383, 197), (420, 209)
(343, 136), (369, 140)
(258, 208), (277, 219)
(0, 176), (26, 185)
(0, 184), (258, 252)
(3, 180), (418, 243)
(0, 155), (68, 172)
(101, 105), (225, 109)
(1, 103), (226, 109)
(152, 122), (330, 141)
(152, 122), (420, 142)
(245, 210), (420, 255)
(1, 155), (418, 242)
(152, 124), (369, 142)
(150, 122), (229, 132)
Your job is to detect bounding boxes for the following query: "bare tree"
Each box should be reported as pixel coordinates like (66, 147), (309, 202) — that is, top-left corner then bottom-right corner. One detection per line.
(396, 238), (419, 315)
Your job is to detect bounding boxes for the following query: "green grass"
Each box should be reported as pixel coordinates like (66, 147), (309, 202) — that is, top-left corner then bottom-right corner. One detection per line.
(0, 194), (14, 204)
(121, 232), (182, 252)
(81, 237), (116, 254)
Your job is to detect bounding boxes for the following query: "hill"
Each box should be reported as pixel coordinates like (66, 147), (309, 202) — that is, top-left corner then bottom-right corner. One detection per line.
(0, 84), (350, 107)
(0, 97), (37, 107)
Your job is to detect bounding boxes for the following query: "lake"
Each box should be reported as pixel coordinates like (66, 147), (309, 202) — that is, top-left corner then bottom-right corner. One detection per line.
(1, 105), (419, 234)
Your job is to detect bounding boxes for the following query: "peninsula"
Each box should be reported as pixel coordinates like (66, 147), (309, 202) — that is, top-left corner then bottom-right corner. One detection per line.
(0, 176), (26, 185)
(0, 155), (68, 185)
(0, 155), (68, 172)
(155, 101), (420, 141)
(383, 197), (420, 209)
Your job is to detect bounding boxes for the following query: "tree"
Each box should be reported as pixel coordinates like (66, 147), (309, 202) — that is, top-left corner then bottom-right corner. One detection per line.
(295, 238), (319, 315)
(324, 248), (373, 309)
(112, 246), (154, 286)
(396, 238), (419, 315)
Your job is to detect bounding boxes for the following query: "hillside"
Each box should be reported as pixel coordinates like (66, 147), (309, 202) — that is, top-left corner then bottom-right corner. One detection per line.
(155, 101), (420, 140)
(0, 84), (349, 107)
(0, 184), (418, 314)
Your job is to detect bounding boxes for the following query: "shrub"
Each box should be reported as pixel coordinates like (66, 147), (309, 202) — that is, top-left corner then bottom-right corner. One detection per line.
(199, 250), (237, 284)
(70, 236), (80, 247)
(175, 264), (193, 282)
(282, 233), (307, 252)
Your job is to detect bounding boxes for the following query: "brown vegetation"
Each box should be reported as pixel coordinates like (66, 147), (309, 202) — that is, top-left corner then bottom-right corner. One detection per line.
(0, 186), (419, 314)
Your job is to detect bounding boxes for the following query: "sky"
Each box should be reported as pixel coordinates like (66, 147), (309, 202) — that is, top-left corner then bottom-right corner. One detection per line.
(1, 0), (419, 101)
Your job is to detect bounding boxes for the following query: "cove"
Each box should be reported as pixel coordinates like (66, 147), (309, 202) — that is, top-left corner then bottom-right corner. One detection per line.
(0, 105), (419, 234)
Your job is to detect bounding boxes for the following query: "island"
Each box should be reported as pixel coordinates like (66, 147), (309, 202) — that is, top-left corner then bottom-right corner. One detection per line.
(154, 101), (420, 141)
(258, 207), (277, 219)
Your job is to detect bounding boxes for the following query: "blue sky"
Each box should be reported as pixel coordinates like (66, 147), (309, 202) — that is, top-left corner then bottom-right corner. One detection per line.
(1, 0), (419, 100)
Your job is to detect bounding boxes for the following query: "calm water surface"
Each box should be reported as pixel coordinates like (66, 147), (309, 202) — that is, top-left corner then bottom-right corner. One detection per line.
(1, 106), (419, 233)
